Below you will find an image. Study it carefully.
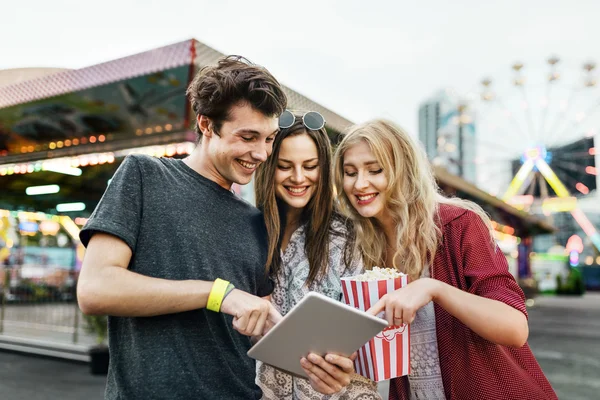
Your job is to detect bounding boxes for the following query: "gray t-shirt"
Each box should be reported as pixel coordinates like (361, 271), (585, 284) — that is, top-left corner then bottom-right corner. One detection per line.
(80, 154), (273, 400)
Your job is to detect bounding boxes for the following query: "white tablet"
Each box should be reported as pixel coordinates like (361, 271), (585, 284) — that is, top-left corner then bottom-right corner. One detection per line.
(247, 291), (388, 378)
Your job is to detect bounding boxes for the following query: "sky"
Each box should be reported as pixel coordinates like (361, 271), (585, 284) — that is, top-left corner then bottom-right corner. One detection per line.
(1, 0), (599, 207)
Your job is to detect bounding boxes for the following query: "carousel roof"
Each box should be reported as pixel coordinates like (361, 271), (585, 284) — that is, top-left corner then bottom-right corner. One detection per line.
(0, 39), (353, 166)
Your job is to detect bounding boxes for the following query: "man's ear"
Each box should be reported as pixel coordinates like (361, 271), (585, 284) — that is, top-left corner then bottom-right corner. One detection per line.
(198, 115), (213, 138)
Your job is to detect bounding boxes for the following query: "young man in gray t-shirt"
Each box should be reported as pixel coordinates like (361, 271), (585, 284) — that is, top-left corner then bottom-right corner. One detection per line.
(78, 56), (355, 399)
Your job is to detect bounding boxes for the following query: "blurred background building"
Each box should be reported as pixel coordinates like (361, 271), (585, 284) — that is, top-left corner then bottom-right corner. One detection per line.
(419, 90), (477, 183)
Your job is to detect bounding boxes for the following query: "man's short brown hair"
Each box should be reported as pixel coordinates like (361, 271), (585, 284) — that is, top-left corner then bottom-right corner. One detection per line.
(186, 55), (287, 141)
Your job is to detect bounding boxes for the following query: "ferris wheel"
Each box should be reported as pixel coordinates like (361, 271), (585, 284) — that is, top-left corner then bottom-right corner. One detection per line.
(470, 57), (599, 251)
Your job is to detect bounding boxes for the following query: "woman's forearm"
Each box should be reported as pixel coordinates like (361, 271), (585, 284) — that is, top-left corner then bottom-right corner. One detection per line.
(432, 279), (529, 348)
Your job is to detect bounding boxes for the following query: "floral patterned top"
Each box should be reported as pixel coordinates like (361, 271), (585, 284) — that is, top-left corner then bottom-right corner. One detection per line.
(256, 218), (381, 400)
(406, 265), (445, 400)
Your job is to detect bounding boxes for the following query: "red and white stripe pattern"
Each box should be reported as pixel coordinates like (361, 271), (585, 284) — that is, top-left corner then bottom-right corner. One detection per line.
(341, 276), (410, 382)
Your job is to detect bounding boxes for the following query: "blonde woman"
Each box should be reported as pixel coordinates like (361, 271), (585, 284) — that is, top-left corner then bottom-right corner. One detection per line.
(333, 119), (557, 400)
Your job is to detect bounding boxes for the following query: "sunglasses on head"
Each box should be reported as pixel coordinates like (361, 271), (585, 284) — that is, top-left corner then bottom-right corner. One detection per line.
(279, 110), (326, 131)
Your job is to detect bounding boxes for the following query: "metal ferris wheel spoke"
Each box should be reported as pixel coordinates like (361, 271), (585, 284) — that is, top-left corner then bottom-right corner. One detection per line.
(549, 159), (590, 175)
(483, 98), (528, 143)
(544, 87), (583, 146)
(475, 157), (516, 166)
(482, 171), (511, 188)
(486, 173), (502, 185)
(479, 164), (514, 179)
(548, 98), (600, 148)
(518, 86), (537, 144)
(476, 137), (522, 156)
(482, 164), (514, 173)
(538, 78), (556, 141)
(538, 173), (550, 198)
(480, 167), (515, 183)
(551, 149), (596, 159)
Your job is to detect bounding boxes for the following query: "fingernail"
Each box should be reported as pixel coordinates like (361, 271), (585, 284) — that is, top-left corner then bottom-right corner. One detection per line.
(326, 354), (335, 362)
(308, 354), (318, 362)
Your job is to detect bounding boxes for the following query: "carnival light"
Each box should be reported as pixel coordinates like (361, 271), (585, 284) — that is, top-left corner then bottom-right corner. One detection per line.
(530, 253), (568, 262)
(575, 183), (590, 195)
(58, 216), (82, 241)
(535, 159), (570, 197)
(26, 184), (60, 196)
(506, 195), (534, 210)
(585, 256), (594, 265)
(569, 251), (579, 267)
(39, 220), (61, 235)
(541, 197), (577, 212)
(0, 143), (194, 176)
(74, 217), (89, 225)
(566, 235), (584, 267)
(524, 146), (546, 162)
(503, 159), (535, 201)
(44, 165), (83, 176)
(18, 221), (38, 234)
(56, 202), (86, 212)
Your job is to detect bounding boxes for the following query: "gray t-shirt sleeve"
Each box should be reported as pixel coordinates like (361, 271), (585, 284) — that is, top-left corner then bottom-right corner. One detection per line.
(79, 155), (143, 250)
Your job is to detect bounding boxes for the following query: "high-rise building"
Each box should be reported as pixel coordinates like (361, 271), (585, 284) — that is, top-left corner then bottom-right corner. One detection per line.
(418, 100), (440, 160)
(418, 91), (476, 183)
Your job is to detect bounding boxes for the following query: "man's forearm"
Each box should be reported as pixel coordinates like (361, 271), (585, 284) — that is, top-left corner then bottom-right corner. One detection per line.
(78, 265), (213, 317)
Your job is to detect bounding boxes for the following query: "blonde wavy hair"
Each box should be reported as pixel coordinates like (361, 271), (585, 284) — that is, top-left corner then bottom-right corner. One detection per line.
(333, 119), (493, 280)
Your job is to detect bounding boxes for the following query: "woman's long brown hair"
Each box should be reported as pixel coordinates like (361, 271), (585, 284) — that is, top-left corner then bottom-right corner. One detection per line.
(255, 116), (336, 286)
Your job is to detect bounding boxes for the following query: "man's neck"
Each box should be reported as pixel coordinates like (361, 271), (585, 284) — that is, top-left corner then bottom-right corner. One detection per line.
(183, 148), (232, 190)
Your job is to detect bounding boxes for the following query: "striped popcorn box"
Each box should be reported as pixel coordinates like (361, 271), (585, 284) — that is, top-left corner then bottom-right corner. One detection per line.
(340, 275), (410, 381)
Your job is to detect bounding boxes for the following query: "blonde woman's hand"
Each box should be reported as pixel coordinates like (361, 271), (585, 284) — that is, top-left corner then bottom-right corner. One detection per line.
(366, 278), (442, 326)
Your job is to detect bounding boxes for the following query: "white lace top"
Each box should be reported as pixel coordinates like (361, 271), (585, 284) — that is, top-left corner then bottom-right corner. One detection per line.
(256, 219), (381, 400)
(406, 266), (446, 400)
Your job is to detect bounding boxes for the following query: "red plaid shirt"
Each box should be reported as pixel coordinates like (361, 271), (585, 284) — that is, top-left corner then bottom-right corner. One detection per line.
(390, 204), (557, 400)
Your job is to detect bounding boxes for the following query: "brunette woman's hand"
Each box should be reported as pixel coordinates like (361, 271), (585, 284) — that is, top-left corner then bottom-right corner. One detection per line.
(300, 352), (356, 394)
(366, 278), (442, 326)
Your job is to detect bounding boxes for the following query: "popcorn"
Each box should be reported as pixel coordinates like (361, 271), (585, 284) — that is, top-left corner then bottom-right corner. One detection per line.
(341, 268), (410, 381)
(350, 267), (405, 281)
